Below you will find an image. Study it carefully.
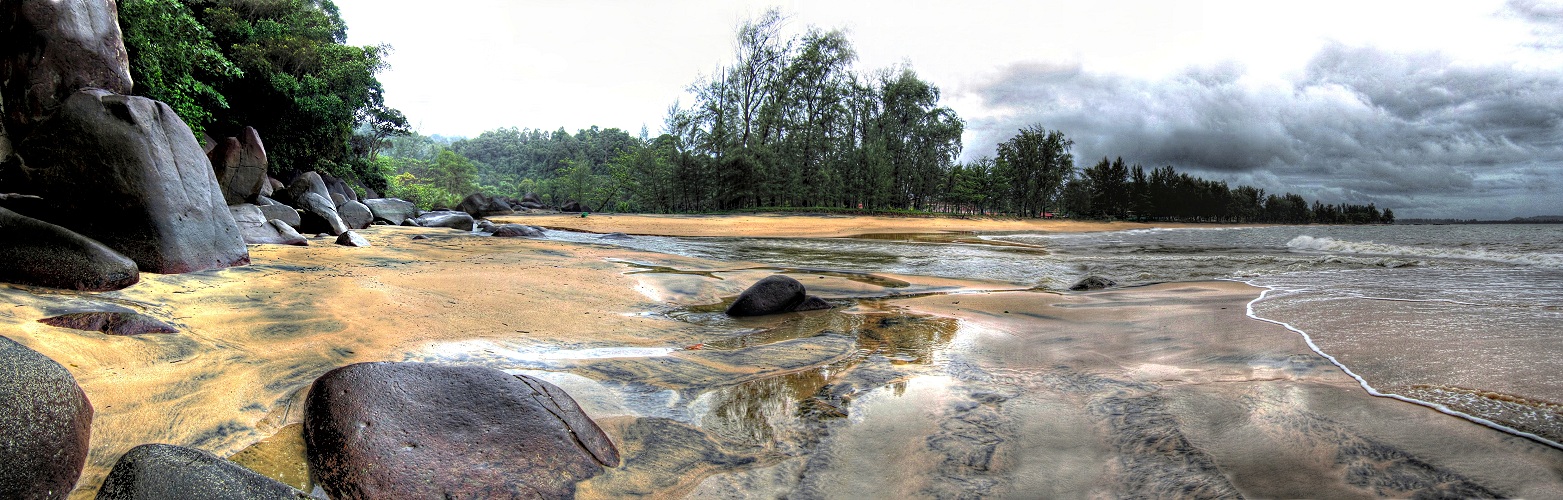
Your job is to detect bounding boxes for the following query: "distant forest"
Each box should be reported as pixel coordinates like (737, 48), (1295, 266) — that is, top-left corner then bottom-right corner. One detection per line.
(116, 2), (1392, 224)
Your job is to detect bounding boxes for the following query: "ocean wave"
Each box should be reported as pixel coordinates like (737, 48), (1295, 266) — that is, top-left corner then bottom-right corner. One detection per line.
(1287, 235), (1563, 268)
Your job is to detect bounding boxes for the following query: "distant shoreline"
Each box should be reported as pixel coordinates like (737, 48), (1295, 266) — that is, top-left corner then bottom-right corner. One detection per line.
(492, 212), (1267, 238)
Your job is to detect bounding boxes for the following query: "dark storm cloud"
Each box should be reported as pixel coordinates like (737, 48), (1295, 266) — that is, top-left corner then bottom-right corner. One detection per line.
(962, 43), (1563, 218)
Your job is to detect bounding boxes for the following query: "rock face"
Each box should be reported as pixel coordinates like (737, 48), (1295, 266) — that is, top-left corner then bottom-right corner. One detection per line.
(16, 90), (249, 274)
(726, 275), (808, 317)
(413, 210), (474, 231)
(490, 224), (543, 238)
(304, 362), (619, 499)
(296, 192), (347, 236)
(318, 171), (357, 203)
(0, 336), (93, 498)
(363, 198), (417, 225)
(1069, 275), (1117, 291)
(206, 126), (268, 205)
(38, 311), (177, 335)
(96, 444), (309, 500)
(457, 193), (512, 218)
(335, 199), (372, 230)
(229, 204), (306, 246)
(0, 206), (138, 291)
(0, 0), (133, 135)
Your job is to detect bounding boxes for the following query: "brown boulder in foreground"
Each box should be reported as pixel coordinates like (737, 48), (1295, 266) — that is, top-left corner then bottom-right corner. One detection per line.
(0, 206), (138, 291)
(303, 362), (619, 499)
(0, 336), (92, 498)
(16, 89), (249, 274)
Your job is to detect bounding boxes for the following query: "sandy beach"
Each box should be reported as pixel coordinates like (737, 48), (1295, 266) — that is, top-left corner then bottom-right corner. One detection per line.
(2, 214), (1559, 498)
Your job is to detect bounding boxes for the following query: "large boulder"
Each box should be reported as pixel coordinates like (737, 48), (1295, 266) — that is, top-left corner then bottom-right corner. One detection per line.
(334, 230), (369, 247)
(0, 0), (132, 135)
(304, 362), (619, 499)
(96, 443), (309, 500)
(0, 206), (138, 291)
(521, 192), (542, 205)
(490, 224), (543, 238)
(725, 275), (807, 317)
(229, 204), (307, 246)
(205, 126), (268, 205)
(296, 192), (347, 236)
(38, 311), (177, 336)
(457, 193), (512, 218)
(560, 200), (586, 213)
(413, 210), (474, 231)
(363, 198), (418, 225)
(792, 295), (834, 312)
(258, 203), (301, 229)
(0, 336), (93, 498)
(335, 199), (372, 230)
(318, 172), (357, 203)
(15, 90), (249, 273)
(280, 172), (330, 207)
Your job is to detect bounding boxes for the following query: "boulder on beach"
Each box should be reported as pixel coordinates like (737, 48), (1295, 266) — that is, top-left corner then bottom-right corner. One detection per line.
(363, 198), (418, 225)
(792, 295), (834, 312)
(280, 172), (330, 207)
(15, 89), (249, 274)
(95, 444), (309, 500)
(205, 126), (268, 205)
(0, 206), (139, 291)
(335, 231), (369, 247)
(522, 192), (543, 205)
(303, 362), (619, 499)
(726, 275), (808, 317)
(229, 204), (307, 246)
(336, 199), (373, 230)
(457, 192), (513, 218)
(0, 0), (132, 135)
(413, 210), (475, 231)
(491, 224), (543, 238)
(1069, 275), (1117, 291)
(258, 203), (301, 229)
(560, 200), (587, 213)
(318, 171), (357, 203)
(475, 219), (497, 233)
(517, 201), (545, 210)
(296, 192), (347, 236)
(0, 336), (93, 499)
(38, 311), (176, 335)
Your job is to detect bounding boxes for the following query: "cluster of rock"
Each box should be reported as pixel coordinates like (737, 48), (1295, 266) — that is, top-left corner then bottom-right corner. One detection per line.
(459, 191), (584, 214)
(726, 275), (835, 317)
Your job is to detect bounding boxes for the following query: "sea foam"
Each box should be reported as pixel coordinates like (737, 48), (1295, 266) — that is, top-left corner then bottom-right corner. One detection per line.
(1287, 235), (1563, 268)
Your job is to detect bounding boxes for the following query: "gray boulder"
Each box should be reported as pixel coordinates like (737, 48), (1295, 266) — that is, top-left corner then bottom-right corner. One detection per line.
(336, 199), (372, 230)
(296, 192), (347, 236)
(726, 275), (807, 317)
(281, 172), (330, 207)
(205, 126), (268, 205)
(15, 89), (249, 273)
(0, 336), (93, 498)
(491, 224), (544, 238)
(318, 171), (357, 203)
(0, 0), (132, 135)
(1069, 275), (1117, 291)
(413, 210), (474, 231)
(363, 198), (418, 225)
(335, 230), (370, 247)
(95, 444), (309, 500)
(258, 203), (301, 229)
(228, 204), (306, 246)
(457, 192), (512, 218)
(0, 206), (138, 291)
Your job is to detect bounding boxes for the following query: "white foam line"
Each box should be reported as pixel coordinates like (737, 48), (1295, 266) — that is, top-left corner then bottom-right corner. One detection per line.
(1236, 280), (1563, 451)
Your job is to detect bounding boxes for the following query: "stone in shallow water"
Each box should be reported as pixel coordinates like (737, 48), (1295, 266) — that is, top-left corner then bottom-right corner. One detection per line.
(95, 443), (309, 500)
(1070, 275), (1117, 291)
(38, 311), (176, 335)
(0, 336), (92, 498)
(492, 224), (544, 237)
(303, 362), (619, 499)
(726, 275), (807, 317)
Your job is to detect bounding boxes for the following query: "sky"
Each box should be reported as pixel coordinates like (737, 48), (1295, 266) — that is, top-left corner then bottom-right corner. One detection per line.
(331, 0), (1563, 219)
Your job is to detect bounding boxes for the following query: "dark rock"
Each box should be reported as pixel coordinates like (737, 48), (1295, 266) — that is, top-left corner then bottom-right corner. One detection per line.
(599, 232), (631, 240)
(96, 443), (309, 500)
(254, 195), (277, 207)
(258, 203), (301, 229)
(303, 362), (619, 499)
(0, 191), (46, 217)
(0, 206), (138, 291)
(335, 200), (372, 230)
(363, 198), (418, 225)
(410, 235), (429, 240)
(38, 311), (176, 335)
(15, 90), (249, 273)
(1069, 275), (1117, 291)
(0, 336), (92, 498)
(400, 219), (421, 227)
(522, 192), (542, 205)
(296, 192), (347, 236)
(334, 231), (369, 247)
(560, 201), (586, 213)
(517, 201), (545, 210)
(413, 210), (474, 231)
(328, 193), (346, 207)
(266, 177), (284, 194)
(475, 219), (497, 233)
(0, 0), (132, 135)
(491, 224), (543, 238)
(229, 204), (307, 246)
(726, 275), (807, 317)
(205, 126), (268, 205)
(318, 172), (357, 203)
(792, 295), (833, 312)
(457, 192), (513, 218)
(280, 172), (330, 207)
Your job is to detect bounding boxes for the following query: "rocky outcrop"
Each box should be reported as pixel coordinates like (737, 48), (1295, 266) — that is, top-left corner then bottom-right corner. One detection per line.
(229, 204), (307, 246)
(0, 206), (138, 291)
(0, 0), (132, 135)
(206, 126), (268, 205)
(296, 192), (347, 236)
(363, 198), (417, 225)
(335, 231), (369, 247)
(96, 444), (310, 500)
(16, 89), (249, 274)
(303, 362), (619, 499)
(38, 311), (177, 335)
(0, 336), (93, 498)
(1069, 275), (1117, 291)
(490, 224), (543, 238)
(336, 199), (372, 230)
(318, 171), (357, 203)
(413, 210), (474, 231)
(726, 275), (809, 317)
(522, 192), (543, 205)
(457, 193), (512, 218)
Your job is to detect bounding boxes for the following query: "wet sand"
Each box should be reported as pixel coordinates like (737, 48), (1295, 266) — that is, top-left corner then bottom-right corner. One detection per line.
(1, 218), (1559, 498)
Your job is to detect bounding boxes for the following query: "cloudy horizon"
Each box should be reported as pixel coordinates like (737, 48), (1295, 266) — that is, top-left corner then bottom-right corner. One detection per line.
(332, 0), (1563, 219)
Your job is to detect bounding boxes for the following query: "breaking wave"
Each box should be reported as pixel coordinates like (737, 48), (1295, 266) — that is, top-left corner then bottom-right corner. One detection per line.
(1287, 235), (1563, 268)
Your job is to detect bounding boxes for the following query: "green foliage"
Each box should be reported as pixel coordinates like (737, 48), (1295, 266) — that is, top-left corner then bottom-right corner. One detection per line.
(117, 0), (241, 138)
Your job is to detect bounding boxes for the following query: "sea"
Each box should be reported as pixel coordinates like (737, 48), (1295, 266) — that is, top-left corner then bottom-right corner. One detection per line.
(544, 223), (1563, 448)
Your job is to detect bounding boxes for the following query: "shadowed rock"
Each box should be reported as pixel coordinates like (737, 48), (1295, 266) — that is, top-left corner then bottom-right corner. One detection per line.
(280, 172), (329, 207)
(334, 231), (369, 247)
(458, 193), (513, 218)
(491, 224), (543, 238)
(206, 127), (268, 205)
(0, 336), (92, 498)
(335, 200), (372, 230)
(726, 275), (808, 317)
(0, 206), (138, 291)
(413, 210), (474, 231)
(363, 198), (417, 225)
(230, 204), (306, 246)
(304, 362), (619, 499)
(560, 200), (586, 213)
(296, 192), (347, 236)
(95, 444), (309, 500)
(259, 203), (301, 229)
(39, 311), (176, 335)
(0, 0), (132, 135)
(599, 232), (632, 240)
(318, 172), (357, 203)
(1070, 276), (1117, 291)
(792, 295), (833, 312)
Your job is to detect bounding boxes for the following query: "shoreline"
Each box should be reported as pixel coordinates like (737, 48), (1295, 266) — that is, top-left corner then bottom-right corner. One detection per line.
(493, 212), (1260, 238)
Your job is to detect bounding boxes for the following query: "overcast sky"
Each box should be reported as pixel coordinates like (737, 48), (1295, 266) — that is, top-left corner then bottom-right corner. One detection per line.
(331, 0), (1563, 219)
